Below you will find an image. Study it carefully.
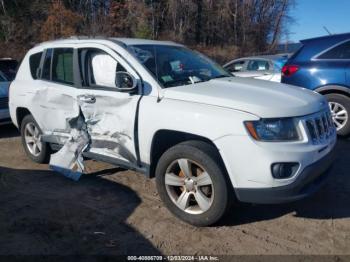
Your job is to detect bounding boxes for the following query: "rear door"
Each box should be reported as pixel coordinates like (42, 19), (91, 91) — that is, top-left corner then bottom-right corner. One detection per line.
(30, 47), (81, 135)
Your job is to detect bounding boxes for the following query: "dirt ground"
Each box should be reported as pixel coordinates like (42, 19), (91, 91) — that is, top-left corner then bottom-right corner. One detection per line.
(0, 124), (349, 256)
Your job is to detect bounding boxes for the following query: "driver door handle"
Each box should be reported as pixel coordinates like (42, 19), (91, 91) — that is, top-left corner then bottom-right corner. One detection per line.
(78, 95), (96, 104)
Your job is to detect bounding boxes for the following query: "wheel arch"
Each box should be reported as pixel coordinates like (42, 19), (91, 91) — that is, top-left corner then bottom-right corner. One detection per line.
(149, 130), (230, 181)
(16, 107), (32, 128)
(315, 85), (350, 97)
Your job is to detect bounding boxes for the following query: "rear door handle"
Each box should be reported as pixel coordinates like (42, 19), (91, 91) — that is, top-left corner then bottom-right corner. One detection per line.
(78, 95), (96, 104)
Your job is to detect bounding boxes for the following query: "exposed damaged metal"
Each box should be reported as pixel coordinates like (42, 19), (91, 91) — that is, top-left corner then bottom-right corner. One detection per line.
(39, 93), (137, 181)
(49, 112), (90, 181)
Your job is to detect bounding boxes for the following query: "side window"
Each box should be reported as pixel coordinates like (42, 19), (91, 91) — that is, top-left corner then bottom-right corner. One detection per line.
(247, 60), (270, 71)
(52, 48), (74, 85)
(42, 49), (53, 80)
(226, 60), (246, 72)
(79, 48), (126, 88)
(318, 40), (350, 59)
(29, 52), (43, 79)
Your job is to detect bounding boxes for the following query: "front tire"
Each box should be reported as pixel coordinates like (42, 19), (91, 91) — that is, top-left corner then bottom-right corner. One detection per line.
(325, 93), (350, 136)
(155, 141), (230, 226)
(20, 114), (51, 163)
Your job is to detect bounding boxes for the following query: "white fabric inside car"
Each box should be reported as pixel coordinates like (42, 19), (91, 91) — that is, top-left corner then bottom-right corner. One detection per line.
(91, 53), (117, 88)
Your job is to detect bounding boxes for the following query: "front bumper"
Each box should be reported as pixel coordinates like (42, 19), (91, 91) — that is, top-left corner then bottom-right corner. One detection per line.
(235, 146), (336, 204)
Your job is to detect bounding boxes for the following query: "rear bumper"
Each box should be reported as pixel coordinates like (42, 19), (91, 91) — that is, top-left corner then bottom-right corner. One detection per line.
(235, 146), (336, 204)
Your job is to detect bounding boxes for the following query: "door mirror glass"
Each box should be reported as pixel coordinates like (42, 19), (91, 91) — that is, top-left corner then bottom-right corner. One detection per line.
(115, 71), (137, 92)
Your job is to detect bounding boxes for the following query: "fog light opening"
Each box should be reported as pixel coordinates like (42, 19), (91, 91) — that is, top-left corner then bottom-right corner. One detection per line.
(271, 163), (299, 179)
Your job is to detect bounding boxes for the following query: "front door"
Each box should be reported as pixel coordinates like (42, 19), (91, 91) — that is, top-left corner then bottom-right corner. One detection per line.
(74, 45), (142, 165)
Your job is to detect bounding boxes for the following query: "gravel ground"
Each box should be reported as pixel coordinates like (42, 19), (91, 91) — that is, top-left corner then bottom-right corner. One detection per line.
(0, 124), (349, 256)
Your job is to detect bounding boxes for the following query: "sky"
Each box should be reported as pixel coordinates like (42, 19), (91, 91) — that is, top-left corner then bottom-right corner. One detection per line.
(288, 0), (349, 42)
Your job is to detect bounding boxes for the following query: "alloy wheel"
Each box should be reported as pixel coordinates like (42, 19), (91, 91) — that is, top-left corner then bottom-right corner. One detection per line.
(24, 122), (42, 157)
(164, 158), (214, 215)
(329, 101), (348, 131)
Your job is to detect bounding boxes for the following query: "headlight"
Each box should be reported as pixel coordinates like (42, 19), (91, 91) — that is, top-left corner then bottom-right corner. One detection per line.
(245, 118), (301, 142)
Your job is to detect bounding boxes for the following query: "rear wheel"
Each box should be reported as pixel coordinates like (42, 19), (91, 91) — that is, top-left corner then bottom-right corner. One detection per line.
(20, 115), (51, 163)
(325, 93), (350, 136)
(155, 141), (230, 226)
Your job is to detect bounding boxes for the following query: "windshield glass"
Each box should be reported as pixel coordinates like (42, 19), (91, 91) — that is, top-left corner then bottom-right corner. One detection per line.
(128, 45), (231, 88)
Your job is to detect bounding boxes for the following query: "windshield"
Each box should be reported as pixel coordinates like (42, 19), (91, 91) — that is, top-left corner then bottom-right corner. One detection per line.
(128, 45), (231, 88)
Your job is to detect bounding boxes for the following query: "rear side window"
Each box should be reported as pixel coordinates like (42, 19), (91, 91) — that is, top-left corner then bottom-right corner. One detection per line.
(52, 48), (74, 85)
(29, 52), (43, 79)
(318, 40), (350, 59)
(42, 49), (53, 80)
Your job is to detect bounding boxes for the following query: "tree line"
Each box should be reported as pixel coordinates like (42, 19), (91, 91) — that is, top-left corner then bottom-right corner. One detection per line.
(0, 0), (294, 63)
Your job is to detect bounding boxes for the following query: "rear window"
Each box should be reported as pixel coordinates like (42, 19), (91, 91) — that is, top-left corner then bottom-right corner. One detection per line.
(29, 52), (43, 79)
(317, 40), (350, 59)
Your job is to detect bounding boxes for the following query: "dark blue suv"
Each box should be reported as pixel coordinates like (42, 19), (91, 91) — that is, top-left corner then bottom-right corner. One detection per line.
(282, 33), (350, 136)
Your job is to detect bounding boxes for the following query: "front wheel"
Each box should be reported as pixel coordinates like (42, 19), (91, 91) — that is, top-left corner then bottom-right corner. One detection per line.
(325, 93), (350, 136)
(155, 141), (230, 227)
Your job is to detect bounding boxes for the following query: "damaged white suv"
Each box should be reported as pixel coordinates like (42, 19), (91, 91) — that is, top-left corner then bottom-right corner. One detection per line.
(9, 38), (337, 226)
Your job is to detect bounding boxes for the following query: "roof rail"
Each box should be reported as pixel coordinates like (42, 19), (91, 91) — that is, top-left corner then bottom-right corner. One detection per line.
(66, 35), (110, 40)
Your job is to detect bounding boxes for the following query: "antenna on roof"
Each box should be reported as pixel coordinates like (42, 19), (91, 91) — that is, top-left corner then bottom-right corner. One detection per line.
(323, 26), (332, 35)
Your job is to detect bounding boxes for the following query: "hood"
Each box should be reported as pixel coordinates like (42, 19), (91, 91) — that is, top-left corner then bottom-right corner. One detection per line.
(163, 77), (326, 118)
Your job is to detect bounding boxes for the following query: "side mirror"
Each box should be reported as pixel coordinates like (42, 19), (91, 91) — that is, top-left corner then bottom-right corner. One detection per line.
(115, 71), (137, 92)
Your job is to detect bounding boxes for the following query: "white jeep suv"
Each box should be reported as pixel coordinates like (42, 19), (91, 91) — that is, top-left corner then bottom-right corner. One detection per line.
(9, 38), (337, 226)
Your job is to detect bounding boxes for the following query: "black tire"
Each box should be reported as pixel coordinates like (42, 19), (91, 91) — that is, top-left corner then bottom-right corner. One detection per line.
(20, 114), (51, 163)
(325, 93), (350, 136)
(155, 140), (231, 227)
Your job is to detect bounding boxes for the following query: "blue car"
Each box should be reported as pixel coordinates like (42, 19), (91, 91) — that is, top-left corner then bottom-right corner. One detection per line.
(282, 33), (350, 136)
(0, 58), (18, 125)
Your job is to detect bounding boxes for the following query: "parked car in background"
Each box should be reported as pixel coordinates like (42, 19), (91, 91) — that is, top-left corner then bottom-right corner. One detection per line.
(9, 38), (337, 226)
(223, 54), (289, 82)
(0, 58), (18, 81)
(282, 33), (350, 136)
(0, 58), (18, 125)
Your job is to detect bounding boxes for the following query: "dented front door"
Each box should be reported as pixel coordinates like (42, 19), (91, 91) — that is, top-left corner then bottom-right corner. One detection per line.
(75, 46), (141, 165)
(77, 92), (140, 164)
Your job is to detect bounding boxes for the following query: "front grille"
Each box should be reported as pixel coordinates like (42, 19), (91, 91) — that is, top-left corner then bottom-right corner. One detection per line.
(305, 110), (335, 144)
(0, 97), (8, 110)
